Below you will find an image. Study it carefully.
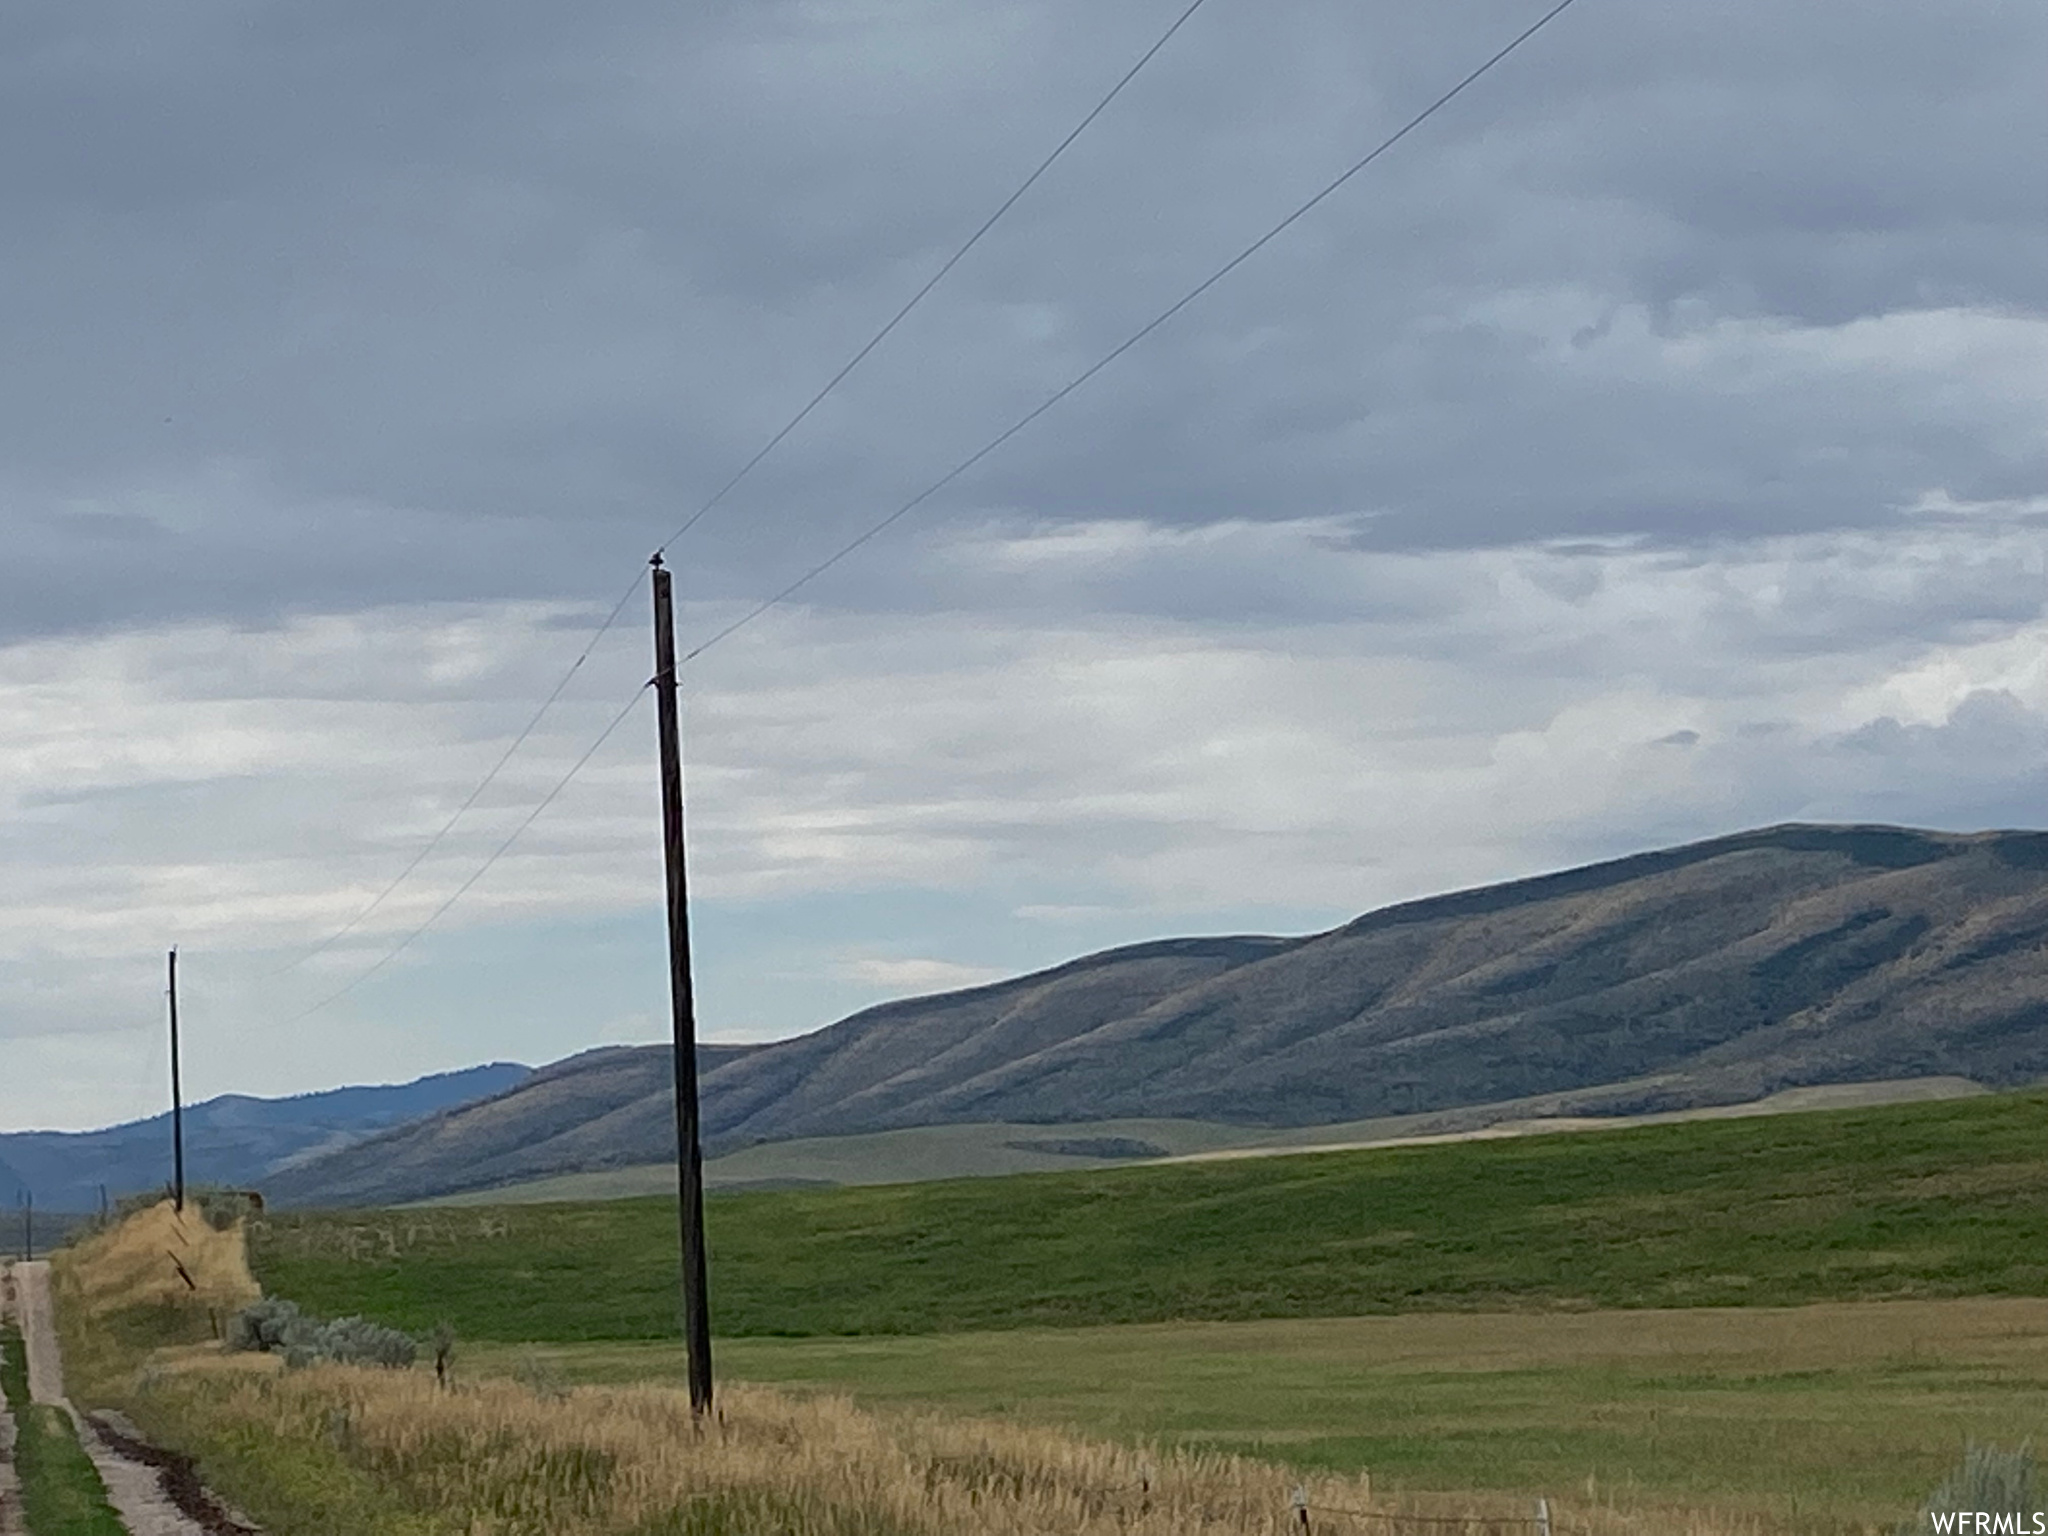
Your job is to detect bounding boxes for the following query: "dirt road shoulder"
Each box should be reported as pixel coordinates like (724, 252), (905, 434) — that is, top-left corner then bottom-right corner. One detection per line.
(12, 1259), (251, 1536)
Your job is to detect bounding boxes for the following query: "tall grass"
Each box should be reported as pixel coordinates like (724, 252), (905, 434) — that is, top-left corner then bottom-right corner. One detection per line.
(59, 1198), (259, 1316)
(52, 1196), (261, 1399)
(122, 1361), (1771, 1536)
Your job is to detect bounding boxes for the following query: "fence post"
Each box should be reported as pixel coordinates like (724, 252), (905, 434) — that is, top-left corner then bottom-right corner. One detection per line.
(1536, 1497), (1551, 1536)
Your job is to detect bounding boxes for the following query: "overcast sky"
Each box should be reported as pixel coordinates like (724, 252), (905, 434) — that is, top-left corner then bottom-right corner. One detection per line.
(2, 0), (2044, 1132)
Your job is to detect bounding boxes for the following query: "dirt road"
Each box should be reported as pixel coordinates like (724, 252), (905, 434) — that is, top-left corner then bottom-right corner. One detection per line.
(8, 1259), (250, 1536)
(11, 1264), (64, 1410)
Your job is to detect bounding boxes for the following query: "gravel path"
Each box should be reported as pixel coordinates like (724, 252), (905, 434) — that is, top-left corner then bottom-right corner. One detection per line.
(10, 1265), (62, 1410)
(11, 1261), (256, 1536)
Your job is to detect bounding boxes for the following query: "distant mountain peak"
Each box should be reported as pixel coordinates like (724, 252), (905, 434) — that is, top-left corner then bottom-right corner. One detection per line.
(0, 1061), (533, 1212)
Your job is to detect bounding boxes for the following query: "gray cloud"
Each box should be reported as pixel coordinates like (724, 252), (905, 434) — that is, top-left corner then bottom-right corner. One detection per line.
(7, 514), (2048, 1126)
(3, 0), (2041, 645)
(5, 1), (2048, 1127)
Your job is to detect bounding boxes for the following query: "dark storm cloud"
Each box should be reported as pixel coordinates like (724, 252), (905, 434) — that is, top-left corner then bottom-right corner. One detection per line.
(2, 0), (2043, 641)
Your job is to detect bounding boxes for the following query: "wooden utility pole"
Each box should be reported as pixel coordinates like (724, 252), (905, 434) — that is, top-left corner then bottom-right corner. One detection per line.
(649, 553), (714, 1415)
(168, 947), (185, 1213)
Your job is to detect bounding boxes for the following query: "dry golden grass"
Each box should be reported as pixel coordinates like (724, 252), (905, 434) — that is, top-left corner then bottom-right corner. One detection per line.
(58, 1202), (258, 1321)
(130, 1359), (1782, 1536)
(491, 1300), (2048, 1532)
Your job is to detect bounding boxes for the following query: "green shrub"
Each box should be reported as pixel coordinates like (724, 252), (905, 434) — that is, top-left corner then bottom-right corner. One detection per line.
(288, 1315), (417, 1370)
(227, 1296), (304, 1353)
(228, 1297), (417, 1369)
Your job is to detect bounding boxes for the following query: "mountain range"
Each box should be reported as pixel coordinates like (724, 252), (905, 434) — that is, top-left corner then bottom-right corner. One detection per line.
(0, 1063), (531, 1211)
(264, 822), (2048, 1207)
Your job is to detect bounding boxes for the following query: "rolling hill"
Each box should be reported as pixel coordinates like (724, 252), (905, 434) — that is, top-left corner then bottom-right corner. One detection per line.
(267, 822), (2048, 1207)
(0, 1062), (531, 1211)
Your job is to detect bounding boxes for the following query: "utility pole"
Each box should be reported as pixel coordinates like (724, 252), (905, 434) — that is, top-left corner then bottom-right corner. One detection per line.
(649, 553), (714, 1416)
(168, 947), (185, 1213)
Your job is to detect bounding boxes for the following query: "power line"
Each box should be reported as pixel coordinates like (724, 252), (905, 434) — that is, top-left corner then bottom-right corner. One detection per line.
(285, 683), (653, 1023)
(656, 0), (1217, 555)
(282, 0), (1584, 1013)
(270, 567), (647, 976)
(273, 0), (1213, 975)
(680, 0), (1586, 666)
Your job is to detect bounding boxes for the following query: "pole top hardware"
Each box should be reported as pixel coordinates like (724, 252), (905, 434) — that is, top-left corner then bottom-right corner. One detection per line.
(649, 550), (665, 569)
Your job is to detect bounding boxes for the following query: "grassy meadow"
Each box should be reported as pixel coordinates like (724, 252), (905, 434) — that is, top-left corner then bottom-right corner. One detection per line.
(474, 1300), (2048, 1529)
(50, 1093), (2048, 1533)
(255, 1088), (2048, 1340)
(226, 1090), (2048, 1530)
(46, 1208), (1646, 1536)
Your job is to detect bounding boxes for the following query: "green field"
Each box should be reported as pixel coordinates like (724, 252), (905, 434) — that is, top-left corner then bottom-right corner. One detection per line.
(254, 1087), (2048, 1341)
(469, 1298), (2048, 1529)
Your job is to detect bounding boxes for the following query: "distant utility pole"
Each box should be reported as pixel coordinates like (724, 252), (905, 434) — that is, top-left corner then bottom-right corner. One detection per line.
(649, 553), (714, 1416)
(21, 1190), (31, 1263)
(168, 947), (185, 1213)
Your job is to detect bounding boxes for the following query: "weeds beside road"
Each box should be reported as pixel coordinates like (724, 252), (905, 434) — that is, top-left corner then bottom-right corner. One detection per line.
(2, 1323), (124, 1536)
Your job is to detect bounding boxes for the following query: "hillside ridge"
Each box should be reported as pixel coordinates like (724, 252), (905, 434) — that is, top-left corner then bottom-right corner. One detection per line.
(268, 822), (2048, 1207)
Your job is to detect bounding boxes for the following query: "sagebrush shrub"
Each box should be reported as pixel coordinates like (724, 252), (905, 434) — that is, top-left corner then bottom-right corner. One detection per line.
(226, 1296), (302, 1353)
(228, 1297), (416, 1369)
(290, 1315), (418, 1370)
